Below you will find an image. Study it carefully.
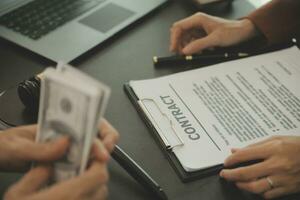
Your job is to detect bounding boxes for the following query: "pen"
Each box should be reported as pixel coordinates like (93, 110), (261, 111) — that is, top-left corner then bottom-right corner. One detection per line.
(111, 145), (168, 200)
(153, 52), (249, 66)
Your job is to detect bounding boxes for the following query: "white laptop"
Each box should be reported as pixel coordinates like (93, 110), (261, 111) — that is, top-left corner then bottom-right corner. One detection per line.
(0, 0), (167, 62)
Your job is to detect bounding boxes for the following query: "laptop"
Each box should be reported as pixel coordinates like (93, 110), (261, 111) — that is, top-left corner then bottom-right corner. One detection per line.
(0, 0), (167, 62)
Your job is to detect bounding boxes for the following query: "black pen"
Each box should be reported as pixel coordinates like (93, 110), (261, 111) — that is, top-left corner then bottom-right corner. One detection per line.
(153, 52), (249, 66)
(111, 145), (168, 200)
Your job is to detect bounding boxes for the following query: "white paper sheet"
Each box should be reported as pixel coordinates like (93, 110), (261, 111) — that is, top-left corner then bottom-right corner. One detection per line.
(130, 47), (300, 172)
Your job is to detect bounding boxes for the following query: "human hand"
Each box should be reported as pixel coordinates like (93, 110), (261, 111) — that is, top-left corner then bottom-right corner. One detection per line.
(220, 136), (300, 199)
(97, 118), (119, 154)
(4, 161), (109, 200)
(170, 12), (259, 55)
(0, 125), (69, 172)
(0, 119), (119, 172)
(3, 119), (119, 200)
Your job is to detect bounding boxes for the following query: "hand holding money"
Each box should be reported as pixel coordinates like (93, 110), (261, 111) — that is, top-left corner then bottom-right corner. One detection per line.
(0, 125), (69, 172)
(1, 121), (118, 200)
(4, 158), (109, 200)
(1, 63), (119, 199)
(37, 63), (112, 183)
(0, 120), (119, 172)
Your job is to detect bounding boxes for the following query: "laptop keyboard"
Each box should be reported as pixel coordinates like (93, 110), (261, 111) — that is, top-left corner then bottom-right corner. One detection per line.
(0, 0), (106, 40)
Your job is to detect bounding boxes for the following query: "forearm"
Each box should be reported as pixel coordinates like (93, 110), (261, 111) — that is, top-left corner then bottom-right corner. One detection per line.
(246, 0), (300, 44)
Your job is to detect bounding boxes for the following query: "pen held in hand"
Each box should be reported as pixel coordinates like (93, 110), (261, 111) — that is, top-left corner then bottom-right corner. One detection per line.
(153, 53), (249, 66)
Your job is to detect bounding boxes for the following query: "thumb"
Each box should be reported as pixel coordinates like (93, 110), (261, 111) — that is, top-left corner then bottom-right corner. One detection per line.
(8, 166), (52, 195)
(182, 34), (218, 55)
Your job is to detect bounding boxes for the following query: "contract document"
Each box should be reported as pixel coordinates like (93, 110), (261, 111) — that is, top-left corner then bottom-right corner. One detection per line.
(127, 46), (300, 174)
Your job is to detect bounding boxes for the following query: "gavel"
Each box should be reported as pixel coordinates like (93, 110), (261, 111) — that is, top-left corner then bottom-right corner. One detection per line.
(18, 74), (42, 112)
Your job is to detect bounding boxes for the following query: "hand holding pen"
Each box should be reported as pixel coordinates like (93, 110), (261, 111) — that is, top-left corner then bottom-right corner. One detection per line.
(155, 39), (298, 66)
(170, 13), (259, 55)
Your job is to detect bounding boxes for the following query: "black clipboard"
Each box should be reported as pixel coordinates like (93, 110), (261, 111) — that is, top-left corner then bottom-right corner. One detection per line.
(124, 83), (224, 182)
(123, 44), (300, 182)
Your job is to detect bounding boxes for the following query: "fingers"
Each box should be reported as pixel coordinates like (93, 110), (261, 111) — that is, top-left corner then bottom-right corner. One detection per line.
(235, 175), (298, 196)
(236, 178), (272, 194)
(220, 160), (273, 181)
(182, 34), (218, 55)
(15, 137), (70, 162)
(72, 161), (109, 194)
(98, 119), (119, 153)
(224, 144), (272, 167)
(170, 13), (259, 54)
(244, 136), (278, 148)
(40, 162), (108, 199)
(90, 186), (108, 200)
(170, 13), (207, 53)
(6, 166), (51, 197)
(223, 137), (300, 198)
(264, 186), (299, 199)
(230, 148), (240, 153)
(7, 125), (37, 140)
(23, 162), (108, 200)
(92, 139), (110, 162)
(264, 187), (287, 199)
(226, 136), (289, 167)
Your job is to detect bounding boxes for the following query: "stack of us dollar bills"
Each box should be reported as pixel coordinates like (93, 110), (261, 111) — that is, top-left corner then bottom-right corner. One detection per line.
(36, 63), (110, 184)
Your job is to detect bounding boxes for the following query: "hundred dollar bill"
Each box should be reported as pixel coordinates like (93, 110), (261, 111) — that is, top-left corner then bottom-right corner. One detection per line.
(36, 64), (110, 183)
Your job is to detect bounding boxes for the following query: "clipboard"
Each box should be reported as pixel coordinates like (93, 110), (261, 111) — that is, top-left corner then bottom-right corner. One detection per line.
(124, 83), (223, 182)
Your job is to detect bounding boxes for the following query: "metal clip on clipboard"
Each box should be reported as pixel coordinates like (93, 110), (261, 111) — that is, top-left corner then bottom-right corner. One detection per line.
(138, 98), (184, 150)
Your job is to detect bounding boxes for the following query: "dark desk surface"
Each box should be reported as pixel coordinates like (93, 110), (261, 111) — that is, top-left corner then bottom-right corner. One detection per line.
(0, 1), (299, 200)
